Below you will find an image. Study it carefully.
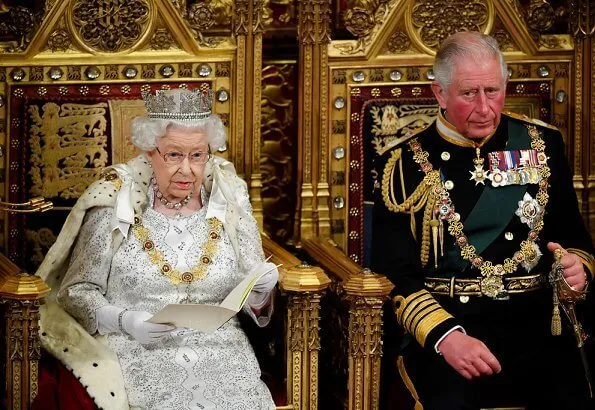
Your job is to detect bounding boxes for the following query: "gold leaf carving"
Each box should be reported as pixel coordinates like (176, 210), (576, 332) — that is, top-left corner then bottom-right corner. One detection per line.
(526, 0), (554, 33)
(407, 0), (491, 54)
(261, 63), (297, 243)
(47, 29), (72, 52)
(150, 28), (175, 50)
(70, 0), (152, 53)
(386, 30), (411, 53)
(28, 102), (109, 199)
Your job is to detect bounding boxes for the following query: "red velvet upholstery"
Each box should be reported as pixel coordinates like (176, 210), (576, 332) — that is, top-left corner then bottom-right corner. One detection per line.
(33, 352), (98, 410)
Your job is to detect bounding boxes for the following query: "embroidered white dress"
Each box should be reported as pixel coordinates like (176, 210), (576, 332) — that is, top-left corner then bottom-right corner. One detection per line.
(57, 187), (275, 410)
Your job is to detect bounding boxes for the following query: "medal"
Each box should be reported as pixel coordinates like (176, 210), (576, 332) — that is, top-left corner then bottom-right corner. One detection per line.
(469, 147), (488, 185)
(515, 192), (543, 229)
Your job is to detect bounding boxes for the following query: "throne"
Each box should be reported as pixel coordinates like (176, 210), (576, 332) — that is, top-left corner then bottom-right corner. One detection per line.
(0, 79), (332, 409)
(303, 78), (556, 409)
(0, 0), (332, 405)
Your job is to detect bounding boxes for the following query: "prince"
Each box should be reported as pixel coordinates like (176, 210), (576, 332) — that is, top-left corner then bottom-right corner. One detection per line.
(373, 31), (594, 409)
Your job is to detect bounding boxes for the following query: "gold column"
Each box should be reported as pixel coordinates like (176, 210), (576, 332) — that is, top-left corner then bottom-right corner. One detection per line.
(281, 263), (331, 410)
(295, 0), (332, 242)
(343, 270), (394, 410)
(233, 0), (249, 177)
(235, 0), (264, 228)
(302, 238), (395, 410)
(248, 0), (265, 229)
(315, 0), (332, 238)
(570, 0), (595, 238)
(0, 256), (49, 410)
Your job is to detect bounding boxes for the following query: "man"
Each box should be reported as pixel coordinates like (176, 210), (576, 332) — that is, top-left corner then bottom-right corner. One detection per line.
(372, 31), (594, 409)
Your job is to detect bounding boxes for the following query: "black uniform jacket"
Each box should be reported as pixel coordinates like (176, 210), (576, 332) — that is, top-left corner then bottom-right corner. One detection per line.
(371, 112), (594, 351)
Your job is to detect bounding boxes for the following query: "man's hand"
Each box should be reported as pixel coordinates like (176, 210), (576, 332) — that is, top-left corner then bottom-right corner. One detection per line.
(437, 331), (501, 380)
(547, 242), (587, 291)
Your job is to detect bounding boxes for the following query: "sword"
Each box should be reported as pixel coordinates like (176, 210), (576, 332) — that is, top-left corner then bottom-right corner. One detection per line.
(550, 249), (593, 399)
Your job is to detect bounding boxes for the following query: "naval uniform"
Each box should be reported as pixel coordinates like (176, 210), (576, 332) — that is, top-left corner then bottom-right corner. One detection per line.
(372, 111), (595, 409)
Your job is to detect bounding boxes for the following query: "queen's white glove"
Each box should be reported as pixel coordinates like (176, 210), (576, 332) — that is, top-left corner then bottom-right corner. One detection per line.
(251, 262), (279, 293)
(96, 305), (175, 345)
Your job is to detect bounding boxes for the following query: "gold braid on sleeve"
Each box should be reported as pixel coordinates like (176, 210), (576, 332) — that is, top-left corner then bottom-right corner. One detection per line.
(381, 149), (441, 266)
(393, 290), (454, 347)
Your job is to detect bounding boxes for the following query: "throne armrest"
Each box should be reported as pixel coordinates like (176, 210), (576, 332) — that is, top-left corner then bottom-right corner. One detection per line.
(0, 254), (50, 410)
(261, 233), (331, 410)
(302, 236), (394, 410)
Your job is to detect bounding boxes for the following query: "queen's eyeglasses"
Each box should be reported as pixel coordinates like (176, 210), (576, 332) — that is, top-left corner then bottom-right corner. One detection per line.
(156, 147), (211, 166)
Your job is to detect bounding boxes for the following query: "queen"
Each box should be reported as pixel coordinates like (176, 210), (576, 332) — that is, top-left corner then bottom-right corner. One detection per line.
(35, 88), (278, 409)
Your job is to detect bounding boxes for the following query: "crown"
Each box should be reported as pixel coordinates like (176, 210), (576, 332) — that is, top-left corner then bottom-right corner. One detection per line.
(142, 88), (214, 121)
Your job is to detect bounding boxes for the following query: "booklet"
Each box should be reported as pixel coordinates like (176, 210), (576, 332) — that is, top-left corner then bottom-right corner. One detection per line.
(146, 261), (280, 333)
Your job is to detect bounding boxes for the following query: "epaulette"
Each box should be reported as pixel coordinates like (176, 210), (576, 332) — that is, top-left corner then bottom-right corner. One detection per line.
(380, 124), (429, 157)
(503, 111), (559, 131)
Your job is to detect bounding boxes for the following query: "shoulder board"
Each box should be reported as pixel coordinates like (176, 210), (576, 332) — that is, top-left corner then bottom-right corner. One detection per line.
(380, 125), (429, 157)
(503, 111), (559, 131)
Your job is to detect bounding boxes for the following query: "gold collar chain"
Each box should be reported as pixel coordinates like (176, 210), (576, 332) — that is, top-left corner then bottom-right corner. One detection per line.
(132, 215), (223, 285)
(408, 125), (551, 298)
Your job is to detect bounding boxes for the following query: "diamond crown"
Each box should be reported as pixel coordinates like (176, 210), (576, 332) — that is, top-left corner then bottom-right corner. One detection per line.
(142, 88), (214, 121)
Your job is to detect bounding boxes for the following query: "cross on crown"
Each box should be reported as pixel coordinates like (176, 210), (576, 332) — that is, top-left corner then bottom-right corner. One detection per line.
(142, 88), (214, 121)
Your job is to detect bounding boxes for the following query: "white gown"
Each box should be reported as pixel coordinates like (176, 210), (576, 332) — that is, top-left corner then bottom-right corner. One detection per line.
(57, 187), (276, 410)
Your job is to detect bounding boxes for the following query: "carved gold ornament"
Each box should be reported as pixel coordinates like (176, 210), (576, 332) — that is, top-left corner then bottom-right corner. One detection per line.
(406, 0), (493, 54)
(387, 30), (411, 53)
(47, 29), (72, 52)
(526, 0), (555, 33)
(0, 5), (36, 52)
(344, 7), (375, 38)
(68, 0), (153, 53)
(187, 3), (215, 31)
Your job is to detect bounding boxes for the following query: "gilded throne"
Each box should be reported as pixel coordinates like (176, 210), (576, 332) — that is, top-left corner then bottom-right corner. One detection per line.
(0, 1), (330, 409)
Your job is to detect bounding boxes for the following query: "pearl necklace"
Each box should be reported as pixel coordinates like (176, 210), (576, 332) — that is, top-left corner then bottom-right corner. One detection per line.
(151, 176), (192, 213)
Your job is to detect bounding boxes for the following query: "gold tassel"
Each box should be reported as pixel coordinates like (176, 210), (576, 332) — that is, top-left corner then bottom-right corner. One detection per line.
(430, 219), (439, 269)
(439, 219), (444, 257)
(410, 208), (417, 242)
(551, 289), (562, 336)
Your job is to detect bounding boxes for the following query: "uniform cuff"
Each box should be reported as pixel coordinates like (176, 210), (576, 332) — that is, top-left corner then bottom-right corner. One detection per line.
(392, 289), (459, 348)
(435, 325), (465, 354)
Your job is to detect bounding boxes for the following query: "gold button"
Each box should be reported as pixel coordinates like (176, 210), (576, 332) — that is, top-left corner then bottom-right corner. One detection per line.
(441, 151), (451, 161)
(459, 295), (470, 303)
(505, 232), (514, 240)
(444, 180), (454, 190)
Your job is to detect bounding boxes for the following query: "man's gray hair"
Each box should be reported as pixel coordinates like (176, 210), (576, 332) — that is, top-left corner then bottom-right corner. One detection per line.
(130, 114), (227, 152)
(433, 32), (508, 89)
